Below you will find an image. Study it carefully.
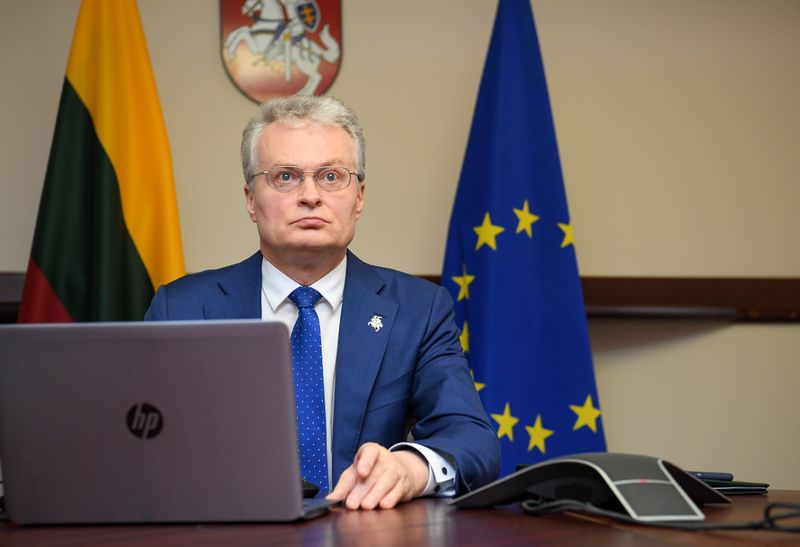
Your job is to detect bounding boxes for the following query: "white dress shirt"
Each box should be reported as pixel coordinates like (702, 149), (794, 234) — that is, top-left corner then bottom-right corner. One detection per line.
(259, 255), (455, 496)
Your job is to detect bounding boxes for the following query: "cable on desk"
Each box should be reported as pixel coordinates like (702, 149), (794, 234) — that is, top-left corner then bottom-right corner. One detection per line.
(521, 498), (800, 533)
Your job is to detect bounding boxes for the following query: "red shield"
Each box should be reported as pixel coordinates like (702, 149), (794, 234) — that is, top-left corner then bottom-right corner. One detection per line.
(221, 0), (342, 102)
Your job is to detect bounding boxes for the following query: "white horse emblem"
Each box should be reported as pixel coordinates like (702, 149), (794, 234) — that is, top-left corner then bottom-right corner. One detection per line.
(368, 315), (384, 332)
(222, 0), (341, 100)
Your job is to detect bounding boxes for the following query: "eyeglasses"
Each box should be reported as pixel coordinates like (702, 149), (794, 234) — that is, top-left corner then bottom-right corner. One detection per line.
(250, 165), (361, 193)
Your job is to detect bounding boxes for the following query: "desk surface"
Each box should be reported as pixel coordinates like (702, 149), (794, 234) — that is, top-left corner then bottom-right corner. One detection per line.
(2, 490), (799, 546)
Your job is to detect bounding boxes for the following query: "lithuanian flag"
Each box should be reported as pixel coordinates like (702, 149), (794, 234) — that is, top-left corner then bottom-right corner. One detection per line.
(18, 0), (184, 322)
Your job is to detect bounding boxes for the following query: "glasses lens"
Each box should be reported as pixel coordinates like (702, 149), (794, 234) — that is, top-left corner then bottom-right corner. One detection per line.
(315, 166), (351, 190)
(267, 166), (303, 191)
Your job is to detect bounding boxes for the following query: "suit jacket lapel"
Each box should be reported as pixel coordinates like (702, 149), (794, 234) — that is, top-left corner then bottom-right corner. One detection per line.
(332, 252), (398, 480)
(203, 251), (262, 319)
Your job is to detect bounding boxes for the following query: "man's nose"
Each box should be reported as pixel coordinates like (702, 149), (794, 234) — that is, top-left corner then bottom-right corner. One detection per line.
(296, 175), (323, 207)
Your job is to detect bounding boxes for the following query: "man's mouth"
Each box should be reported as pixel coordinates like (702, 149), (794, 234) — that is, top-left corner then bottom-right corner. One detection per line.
(292, 217), (328, 229)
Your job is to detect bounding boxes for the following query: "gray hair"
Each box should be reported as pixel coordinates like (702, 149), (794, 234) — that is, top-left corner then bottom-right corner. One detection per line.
(241, 95), (366, 188)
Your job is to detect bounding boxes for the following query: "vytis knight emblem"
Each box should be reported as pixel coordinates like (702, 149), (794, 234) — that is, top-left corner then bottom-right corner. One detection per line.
(221, 0), (341, 102)
(368, 315), (383, 332)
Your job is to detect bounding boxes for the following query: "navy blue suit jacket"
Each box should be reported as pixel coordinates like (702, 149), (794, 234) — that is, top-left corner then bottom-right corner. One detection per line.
(145, 251), (499, 493)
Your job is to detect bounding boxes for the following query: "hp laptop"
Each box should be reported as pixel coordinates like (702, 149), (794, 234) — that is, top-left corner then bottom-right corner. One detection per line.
(0, 320), (336, 524)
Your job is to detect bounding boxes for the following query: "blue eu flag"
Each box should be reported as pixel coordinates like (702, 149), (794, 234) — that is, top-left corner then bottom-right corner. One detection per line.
(442, 0), (606, 477)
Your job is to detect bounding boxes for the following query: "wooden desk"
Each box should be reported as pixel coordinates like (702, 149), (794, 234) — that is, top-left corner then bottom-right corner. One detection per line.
(2, 490), (798, 546)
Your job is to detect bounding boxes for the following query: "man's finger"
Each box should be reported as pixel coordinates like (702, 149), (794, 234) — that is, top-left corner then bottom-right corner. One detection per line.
(378, 480), (406, 510)
(327, 466), (355, 501)
(344, 481), (371, 510)
(354, 443), (381, 479)
(358, 466), (401, 510)
(344, 462), (387, 510)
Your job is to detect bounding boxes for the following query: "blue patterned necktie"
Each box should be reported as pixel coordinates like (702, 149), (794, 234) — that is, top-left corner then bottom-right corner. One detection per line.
(288, 286), (328, 495)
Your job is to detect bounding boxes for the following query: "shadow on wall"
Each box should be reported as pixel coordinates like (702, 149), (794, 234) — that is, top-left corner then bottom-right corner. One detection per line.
(588, 319), (730, 356)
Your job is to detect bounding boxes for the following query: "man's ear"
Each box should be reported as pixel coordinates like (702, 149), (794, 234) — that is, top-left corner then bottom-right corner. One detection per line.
(244, 183), (257, 222)
(355, 182), (365, 220)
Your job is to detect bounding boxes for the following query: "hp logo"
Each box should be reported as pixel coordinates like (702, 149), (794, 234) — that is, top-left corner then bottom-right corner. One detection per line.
(126, 403), (164, 439)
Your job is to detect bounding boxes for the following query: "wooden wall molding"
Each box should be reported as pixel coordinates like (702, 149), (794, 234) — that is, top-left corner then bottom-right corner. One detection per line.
(0, 273), (24, 324)
(418, 275), (800, 322)
(581, 277), (799, 321)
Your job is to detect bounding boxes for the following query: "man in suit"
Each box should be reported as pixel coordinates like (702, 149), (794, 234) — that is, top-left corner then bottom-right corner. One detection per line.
(145, 96), (499, 510)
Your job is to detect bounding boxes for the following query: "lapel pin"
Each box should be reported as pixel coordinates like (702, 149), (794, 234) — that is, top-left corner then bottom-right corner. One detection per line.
(368, 315), (384, 332)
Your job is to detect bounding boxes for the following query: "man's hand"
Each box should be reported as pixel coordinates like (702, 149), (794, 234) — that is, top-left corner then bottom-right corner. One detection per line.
(326, 442), (430, 510)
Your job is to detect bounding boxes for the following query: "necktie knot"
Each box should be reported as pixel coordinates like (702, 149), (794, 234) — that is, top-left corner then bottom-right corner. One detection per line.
(289, 286), (321, 310)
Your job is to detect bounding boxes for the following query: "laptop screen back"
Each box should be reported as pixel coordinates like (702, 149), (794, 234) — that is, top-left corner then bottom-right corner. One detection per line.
(0, 320), (312, 523)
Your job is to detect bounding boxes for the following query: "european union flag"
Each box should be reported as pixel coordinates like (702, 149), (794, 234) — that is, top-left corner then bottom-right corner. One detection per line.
(442, 0), (606, 477)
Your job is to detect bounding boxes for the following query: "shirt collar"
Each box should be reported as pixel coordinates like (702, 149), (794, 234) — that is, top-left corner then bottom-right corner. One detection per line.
(261, 254), (347, 312)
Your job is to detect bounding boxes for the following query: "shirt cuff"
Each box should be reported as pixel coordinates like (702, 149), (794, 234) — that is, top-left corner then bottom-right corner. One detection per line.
(389, 442), (457, 497)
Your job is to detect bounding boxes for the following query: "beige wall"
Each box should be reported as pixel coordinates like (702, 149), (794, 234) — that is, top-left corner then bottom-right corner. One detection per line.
(592, 321), (799, 489)
(1, 1), (798, 487)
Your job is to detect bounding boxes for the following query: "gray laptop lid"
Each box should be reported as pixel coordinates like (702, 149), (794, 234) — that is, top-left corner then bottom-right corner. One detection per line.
(0, 320), (332, 524)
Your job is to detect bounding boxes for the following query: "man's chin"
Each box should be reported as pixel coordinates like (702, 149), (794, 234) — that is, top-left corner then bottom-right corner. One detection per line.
(269, 238), (347, 257)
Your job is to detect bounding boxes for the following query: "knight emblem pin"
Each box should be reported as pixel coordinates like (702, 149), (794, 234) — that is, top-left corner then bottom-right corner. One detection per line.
(368, 315), (383, 332)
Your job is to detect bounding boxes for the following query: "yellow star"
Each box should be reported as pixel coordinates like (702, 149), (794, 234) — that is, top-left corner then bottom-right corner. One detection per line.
(570, 394), (602, 433)
(474, 212), (505, 251)
(451, 265), (475, 301)
(470, 369), (485, 392)
(525, 415), (554, 453)
(558, 222), (574, 248)
(513, 199), (540, 237)
(491, 402), (519, 441)
(459, 321), (469, 353)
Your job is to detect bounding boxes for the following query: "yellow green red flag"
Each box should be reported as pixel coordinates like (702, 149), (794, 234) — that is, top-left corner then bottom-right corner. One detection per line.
(19, 0), (184, 322)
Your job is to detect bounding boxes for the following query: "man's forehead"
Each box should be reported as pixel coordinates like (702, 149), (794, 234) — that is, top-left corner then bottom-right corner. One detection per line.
(258, 120), (354, 165)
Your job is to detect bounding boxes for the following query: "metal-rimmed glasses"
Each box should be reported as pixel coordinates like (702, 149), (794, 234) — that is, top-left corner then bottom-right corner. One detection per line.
(249, 165), (362, 193)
